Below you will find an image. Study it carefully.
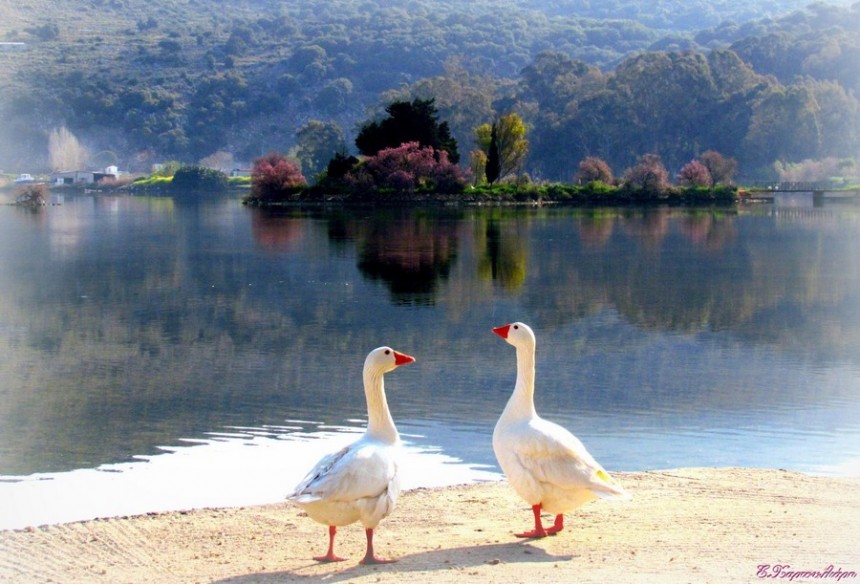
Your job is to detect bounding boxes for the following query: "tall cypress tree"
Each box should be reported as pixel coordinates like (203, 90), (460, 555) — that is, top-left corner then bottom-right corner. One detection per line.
(486, 123), (501, 185)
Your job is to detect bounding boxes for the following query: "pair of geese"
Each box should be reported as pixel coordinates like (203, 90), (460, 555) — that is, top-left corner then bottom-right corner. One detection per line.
(287, 322), (630, 565)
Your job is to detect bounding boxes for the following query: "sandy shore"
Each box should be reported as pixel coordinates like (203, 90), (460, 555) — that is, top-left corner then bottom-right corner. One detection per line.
(1, 468), (858, 583)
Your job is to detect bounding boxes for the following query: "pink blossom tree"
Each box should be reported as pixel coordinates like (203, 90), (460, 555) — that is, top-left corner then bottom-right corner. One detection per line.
(250, 152), (307, 201)
(355, 141), (467, 194)
(622, 153), (671, 194)
(574, 156), (614, 185)
(699, 150), (737, 185)
(677, 159), (713, 187)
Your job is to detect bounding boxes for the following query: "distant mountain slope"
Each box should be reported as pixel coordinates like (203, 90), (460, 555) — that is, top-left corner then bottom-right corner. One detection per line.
(0, 0), (856, 175)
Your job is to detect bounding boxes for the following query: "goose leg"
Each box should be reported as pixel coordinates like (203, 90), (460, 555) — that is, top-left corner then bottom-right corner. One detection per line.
(359, 528), (396, 564)
(313, 525), (347, 562)
(546, 514), (564, 535)
(515, 504), (548, 538)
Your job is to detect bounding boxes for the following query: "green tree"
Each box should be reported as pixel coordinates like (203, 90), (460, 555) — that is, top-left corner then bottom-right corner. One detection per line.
(295, 120), (346, 180)
(380, 58), (508, 163)
(476, 112), (528, 181)
(355, 98), (459, 163)
(469, 149), (487, 186)
(171, 165), (228, 192)
(742, 84), (823, 168)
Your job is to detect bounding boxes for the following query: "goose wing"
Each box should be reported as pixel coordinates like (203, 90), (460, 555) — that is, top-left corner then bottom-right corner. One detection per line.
(288, 439), (398, 504)
(515, 418), (629, 499)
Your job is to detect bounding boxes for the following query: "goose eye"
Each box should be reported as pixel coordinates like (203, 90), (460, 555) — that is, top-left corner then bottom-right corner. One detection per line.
(384, 349), (391, 355)
(513, 325), (519, 330)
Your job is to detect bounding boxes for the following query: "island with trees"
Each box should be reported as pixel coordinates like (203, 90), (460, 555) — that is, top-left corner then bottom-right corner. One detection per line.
(239, 98), (739, 206)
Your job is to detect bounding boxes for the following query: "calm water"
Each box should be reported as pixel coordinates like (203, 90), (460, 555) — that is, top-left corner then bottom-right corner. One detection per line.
(1, 194), (859, 529)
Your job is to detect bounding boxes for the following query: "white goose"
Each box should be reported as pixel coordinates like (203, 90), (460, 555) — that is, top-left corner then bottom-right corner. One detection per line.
(492, 322), (629, 538)
(288, 346), (415, 564)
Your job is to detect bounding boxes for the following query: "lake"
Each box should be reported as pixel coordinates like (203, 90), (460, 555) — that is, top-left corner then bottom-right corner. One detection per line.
(1, 193), (859, 529)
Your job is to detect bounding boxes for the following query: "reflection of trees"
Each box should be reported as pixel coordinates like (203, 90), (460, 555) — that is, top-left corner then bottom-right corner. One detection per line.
(477, 215), (527, 291)
(521, 209), (746, 332)
(0, 198), (370, 475)
(576, 211), (615, 248)
(349, 211), (461, 305)
(250, 210), (306, 251)
(574, 208), (737, 252)
(518, 208), (860, 365)
(618, 207), (671, 248)
(3, 201), (860, 478)
(678, 212), (736, 251)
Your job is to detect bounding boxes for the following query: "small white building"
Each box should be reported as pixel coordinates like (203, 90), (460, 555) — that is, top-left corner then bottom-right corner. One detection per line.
(52, 167), (120, 185)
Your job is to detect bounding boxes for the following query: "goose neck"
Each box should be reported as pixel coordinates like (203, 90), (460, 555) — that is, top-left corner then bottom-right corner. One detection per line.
(506, 344), (537, 418)
(364, 368), (399, 443)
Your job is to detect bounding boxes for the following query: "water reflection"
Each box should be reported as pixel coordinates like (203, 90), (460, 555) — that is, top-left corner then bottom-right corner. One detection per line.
(250, 211), (306, 252)
(353, 211), (460, 305)
(0, 197), (859, 503)
(480, 216), (528, 291)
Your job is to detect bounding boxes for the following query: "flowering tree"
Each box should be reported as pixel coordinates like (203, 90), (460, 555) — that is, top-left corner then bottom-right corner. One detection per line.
(677, 159), (713, 187)
(351, 141), (467, 194)
(574, 156), (614, 185)
(250, 152), (307, 201)
(622, 153), (671, 193)
(699, 150), (737, 185)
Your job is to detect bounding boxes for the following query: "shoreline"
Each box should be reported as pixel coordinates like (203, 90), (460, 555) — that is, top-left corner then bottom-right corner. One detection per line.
(2, 467), (858, 583)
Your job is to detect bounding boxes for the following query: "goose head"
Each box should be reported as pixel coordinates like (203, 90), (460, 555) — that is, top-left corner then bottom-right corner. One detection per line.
(492, 322), (536, 349)
(364, 346), (416, 374)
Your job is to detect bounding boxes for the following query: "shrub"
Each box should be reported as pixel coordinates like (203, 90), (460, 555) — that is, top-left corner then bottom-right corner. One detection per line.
(14, 183), (48, 207)
(326, 153), (360, 180)
(171, 165), (229, 192)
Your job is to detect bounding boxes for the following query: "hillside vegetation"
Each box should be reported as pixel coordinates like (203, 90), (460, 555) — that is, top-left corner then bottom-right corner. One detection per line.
(0, 0), (857, 182)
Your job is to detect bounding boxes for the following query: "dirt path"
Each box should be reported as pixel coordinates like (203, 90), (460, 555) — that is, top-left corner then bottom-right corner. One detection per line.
(1, 468), (858, 583)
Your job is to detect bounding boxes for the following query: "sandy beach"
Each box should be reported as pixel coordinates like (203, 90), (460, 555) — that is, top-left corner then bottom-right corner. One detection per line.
(1, 468), (858, 583)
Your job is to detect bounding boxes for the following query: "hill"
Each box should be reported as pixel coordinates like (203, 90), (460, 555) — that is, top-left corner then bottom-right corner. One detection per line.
(0, 0), (857, 181)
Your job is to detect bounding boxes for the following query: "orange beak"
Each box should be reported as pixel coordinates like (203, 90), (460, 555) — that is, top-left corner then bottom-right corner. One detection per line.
(492, 324), (511, 339)
(393, 351), (415, 366)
